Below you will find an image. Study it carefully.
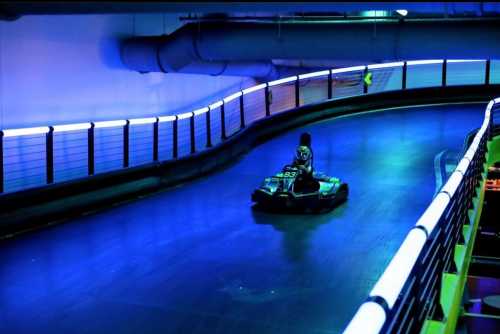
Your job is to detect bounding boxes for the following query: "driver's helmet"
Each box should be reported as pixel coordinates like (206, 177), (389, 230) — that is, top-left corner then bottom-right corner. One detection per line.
(295, 145), (312, 164)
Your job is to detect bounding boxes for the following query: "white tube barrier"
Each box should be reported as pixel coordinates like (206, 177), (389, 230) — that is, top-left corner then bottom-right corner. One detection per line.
(298, 70), (330, 80)
(447, 59), (486, 63)
(268, 76), (297, 86)
(331, 65), (366, 74)
(456, 158), (471, 175)
(208, 101), (223, 110)
(53, 123), (91, 132)
(3, 126), (50, 137)
(415, 192), (451, 235)
(193, 107), (209, 116)
(369, 228), (428, 308)
(407, 59), (444, 66)
(242, 83), (267, 95)
(440, 171), (464, 198)
(367, 62), (405, 70)
(129, 117), (157, 125)
(344, 301), (387, 334)
(223, 91), (243, 103)
(93, 120), (127, 128)
(158, 115), (176, 122)
(177, 112), (193, 120)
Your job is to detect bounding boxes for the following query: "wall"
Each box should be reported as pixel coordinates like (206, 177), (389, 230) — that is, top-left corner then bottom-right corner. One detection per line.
(0, 14), (256, 129)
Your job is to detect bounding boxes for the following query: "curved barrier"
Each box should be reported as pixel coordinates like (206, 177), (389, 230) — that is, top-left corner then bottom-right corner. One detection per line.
(344, 97), (499, 333)
(0, 59), (498, 194)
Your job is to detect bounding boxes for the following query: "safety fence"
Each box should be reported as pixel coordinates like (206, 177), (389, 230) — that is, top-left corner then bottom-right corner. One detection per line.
(1, 59), (499, 194)
(344, 97), (499, 333)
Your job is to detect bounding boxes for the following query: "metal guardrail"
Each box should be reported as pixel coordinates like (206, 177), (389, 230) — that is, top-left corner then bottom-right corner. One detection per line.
(0, 59), (497, 332)
(344, 97), (499, 334)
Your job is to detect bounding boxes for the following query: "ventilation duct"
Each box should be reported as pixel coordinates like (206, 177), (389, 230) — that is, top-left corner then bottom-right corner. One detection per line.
(121, 20), (500, 77)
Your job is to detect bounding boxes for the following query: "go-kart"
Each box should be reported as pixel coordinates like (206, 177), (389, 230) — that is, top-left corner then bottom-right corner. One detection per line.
(251, 165), (348, 212)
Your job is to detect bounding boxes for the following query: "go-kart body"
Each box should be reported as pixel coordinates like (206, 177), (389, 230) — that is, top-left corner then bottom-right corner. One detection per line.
(251, 165), (348, 211)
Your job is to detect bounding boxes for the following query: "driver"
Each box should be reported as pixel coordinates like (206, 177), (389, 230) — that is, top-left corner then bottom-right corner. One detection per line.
(293, 145), (313, 177)
(292, 132), (314, 184)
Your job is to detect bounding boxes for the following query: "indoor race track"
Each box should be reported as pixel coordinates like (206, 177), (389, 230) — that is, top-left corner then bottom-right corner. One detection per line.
(0, 103), (486, 334)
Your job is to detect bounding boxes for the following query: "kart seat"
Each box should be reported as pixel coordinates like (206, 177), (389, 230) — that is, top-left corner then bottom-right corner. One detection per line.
(293, 178), (320, 194)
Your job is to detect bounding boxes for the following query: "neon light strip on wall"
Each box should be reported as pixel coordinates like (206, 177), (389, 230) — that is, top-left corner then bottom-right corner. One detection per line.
(129, 117), (157, 125)
(298, 70), (330, 80)
(3, 126), (50, 137)
(406, 59), (444, 66)
(268, 76), (297, 86)
(1, 59), (491, 137)
(241, 83), (267, 95)
(94, 120), (127, 128)
(367, 62), (405, 69)
(53, 123), (91, 132)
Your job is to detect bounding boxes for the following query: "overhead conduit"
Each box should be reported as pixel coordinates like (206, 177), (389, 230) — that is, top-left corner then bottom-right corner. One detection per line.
(121, 20), (500, 78)
(120, 32), (317, 79)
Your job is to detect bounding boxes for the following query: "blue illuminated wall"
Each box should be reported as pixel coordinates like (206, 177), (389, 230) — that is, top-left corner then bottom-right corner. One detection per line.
(0, 14), (256, 129)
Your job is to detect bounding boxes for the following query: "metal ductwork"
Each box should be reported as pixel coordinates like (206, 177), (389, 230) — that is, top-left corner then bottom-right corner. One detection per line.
(121, 20), (500, 77)
(120, 32), (323, 79)
(4, 2), (500, 16)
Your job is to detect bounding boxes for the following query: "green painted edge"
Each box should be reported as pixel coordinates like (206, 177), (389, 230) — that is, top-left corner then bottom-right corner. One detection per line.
(454, 245), (466, 274)
(462, 224), (471, 244)
(442, 273), (460, 318)
(419, 134), (500, 334)
(472, 196), (479, 210)
(467, 208), (474, 223)
(420, 320), (445, 333)
(487, 135), (500, 165)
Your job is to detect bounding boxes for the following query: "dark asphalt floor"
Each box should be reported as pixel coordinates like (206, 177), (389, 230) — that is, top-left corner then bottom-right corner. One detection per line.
(0, 103), (485, 334)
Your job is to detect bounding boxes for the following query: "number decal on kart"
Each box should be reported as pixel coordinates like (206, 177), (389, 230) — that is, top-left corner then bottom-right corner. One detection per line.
(283, 171), (297, 178)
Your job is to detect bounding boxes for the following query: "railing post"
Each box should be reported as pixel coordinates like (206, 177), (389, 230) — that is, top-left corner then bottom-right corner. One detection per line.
(295, 79), (300, 107)
(173, 116), (178, 159)
(220, 103), (227, 140)
(487, 116), (493, 140)
(363, 67), (369, 94)
(402, 61), (407, 90)
(239, 93), (245, 129)
(88, 122), (95, 175)
(0, 131), (3, 193)
(123, 120), (130, 168)
(485, 59), (491, 85)
(328, 70), (333, 99)
(206, 108), (212, 148)
(265, 84), (271, 117)
(46, 126), (54, 184)
(153, 117), (159, 162)
(190, 112), (196, 154)
(490, 104), (496, 140)
(442, 60), (447, 87)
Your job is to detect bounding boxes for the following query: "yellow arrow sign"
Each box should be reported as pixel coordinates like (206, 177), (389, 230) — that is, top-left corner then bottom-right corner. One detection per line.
(364, 72), (373, 86)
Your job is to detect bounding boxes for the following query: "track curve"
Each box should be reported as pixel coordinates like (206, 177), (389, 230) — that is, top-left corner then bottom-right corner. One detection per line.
(0, 103), (485, 334)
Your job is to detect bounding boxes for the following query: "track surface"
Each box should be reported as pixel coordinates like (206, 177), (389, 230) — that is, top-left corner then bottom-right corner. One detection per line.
(0, 104), (485, 334)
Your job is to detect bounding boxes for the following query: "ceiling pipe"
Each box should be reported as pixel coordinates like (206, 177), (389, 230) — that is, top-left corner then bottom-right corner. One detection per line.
(120, 35), (277, 77)
(121, 20), (500, 77)
(2, 2), (500, 16)
(121, 32), (326, 79)
(176, 61), (323, 80)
